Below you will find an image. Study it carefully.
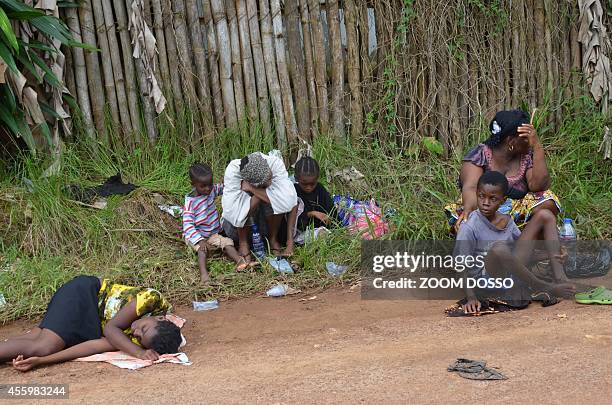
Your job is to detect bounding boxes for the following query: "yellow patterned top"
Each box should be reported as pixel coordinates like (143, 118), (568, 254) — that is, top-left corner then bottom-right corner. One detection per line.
(97, 279), (171, 345)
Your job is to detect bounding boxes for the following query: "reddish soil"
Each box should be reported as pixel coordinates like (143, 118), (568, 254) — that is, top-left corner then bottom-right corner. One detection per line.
(1, 287), (610, 404)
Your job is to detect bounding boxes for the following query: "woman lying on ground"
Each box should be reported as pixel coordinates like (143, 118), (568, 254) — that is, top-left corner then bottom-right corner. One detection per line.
(2, 276), (181, 372)
(446, 109), (560, 235)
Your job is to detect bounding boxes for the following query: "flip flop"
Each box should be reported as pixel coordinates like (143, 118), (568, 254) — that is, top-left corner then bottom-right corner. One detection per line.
(235, 257), (251, 272)
(575, 286), (612, 304)
(531, 291), (560, 307)
(236, 256), (260, 272)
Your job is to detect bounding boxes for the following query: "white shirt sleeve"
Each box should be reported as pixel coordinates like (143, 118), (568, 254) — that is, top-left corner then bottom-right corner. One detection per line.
(263, 154), (298, 214)
(221, 159), (252, 227)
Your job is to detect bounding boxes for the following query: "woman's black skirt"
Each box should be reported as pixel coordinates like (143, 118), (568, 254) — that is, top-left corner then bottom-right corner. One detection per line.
(39, 275), (103, 347)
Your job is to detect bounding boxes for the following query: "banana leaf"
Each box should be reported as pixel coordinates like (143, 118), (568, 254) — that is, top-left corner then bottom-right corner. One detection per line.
(0, 6), (17, 50)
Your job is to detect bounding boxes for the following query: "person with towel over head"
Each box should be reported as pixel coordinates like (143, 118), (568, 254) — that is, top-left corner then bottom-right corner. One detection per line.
(221, 152), (299, 262)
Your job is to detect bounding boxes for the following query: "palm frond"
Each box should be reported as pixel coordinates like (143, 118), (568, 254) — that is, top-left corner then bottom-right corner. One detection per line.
(0, 6), (17, 50)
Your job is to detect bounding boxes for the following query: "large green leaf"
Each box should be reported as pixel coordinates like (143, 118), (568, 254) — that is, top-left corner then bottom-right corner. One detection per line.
(30, 51), (61, 87)
(5, 10), (44, 20)
(40, 100), (61, 119)
(31, 16), (72, 45)
(0, 102), (36, 153)
(20, 39), (56, 53)
(0, 39), (18, 72)
(0, 99), (20, 134)
(15, 51), (43, 83)
(16, 112), (37, 153)
(62, 93), (78, 110)
(37, 121), (52, 146)
(1, 83), (16, 111)
(0, 7), (18, 50)
(0, 0), (31, 13)
(0, 0), (80, 155)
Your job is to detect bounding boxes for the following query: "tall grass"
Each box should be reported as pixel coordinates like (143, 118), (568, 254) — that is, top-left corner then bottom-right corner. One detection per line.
(0, 98), (610, 322)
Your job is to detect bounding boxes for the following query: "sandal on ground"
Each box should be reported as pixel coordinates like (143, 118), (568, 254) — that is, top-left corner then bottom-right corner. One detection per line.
(236, 257), (251, 272)
(531, 291), (560, 307)
(236, 256), (260, 272)
(575, 286), (612, 304)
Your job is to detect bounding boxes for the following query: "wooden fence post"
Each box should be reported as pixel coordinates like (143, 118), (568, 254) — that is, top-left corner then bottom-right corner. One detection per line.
(226, 0), (247, 123)
(101, 0), (134, 138)
(259, 0), (287, 149)
(211, 0), (239, 128)
(327, 0), (345, 138)
(308, 0), (329, 135)
(299, 0), (319, 138)
(65, 7), (95, 140)
(246, 0), (271, 134)
(285, 0), (311, 140)
(236, 0), (260, 125)
(345, 0), (363, 140)
(201, 0), (226, 128)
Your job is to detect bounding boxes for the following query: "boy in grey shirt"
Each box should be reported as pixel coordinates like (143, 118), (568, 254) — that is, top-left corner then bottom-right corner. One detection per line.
(455, 171), (575, 314)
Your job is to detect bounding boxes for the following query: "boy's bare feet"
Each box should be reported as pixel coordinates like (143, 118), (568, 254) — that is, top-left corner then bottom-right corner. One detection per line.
(238, 243), (251, 258)
(280, 246), (294, 257)
(270, 238), (282, 255)
(200, 271), (210, 284)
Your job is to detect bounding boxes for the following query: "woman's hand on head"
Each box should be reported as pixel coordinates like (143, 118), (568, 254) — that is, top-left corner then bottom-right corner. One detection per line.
(240, 180), (253, 193)
(517, 124), (540, 148)
(12, 355), (40, 372)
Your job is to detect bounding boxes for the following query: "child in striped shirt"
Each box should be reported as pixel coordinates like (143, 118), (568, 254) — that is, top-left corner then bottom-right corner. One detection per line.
(183, 163), (244, 283)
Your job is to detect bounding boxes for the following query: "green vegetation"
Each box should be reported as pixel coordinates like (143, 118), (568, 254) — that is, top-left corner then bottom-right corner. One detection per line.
(0, 0), (84, 154)
(0, 97), (610, 323)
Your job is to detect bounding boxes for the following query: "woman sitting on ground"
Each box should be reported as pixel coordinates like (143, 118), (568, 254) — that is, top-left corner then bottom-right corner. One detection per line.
(3, 275), (181, 372)
(221, 152), (298, 259)
(446, 109), (560, 234)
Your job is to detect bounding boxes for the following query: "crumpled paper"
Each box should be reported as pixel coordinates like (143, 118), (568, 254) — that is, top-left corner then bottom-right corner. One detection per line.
(328, 166), (367, 190)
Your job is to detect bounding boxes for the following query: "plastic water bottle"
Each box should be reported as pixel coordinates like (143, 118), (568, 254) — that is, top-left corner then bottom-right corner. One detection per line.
(251, 222), (266, 258)
(266, 284), (289, 297)
(192, 299), (219, 311)
(326, 262), (349, 277)
(559, 218), (577, 273)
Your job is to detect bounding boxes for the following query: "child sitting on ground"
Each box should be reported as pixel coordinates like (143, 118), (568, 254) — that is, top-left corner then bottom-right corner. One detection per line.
(294, 156), (336, 231)
(183, 163), (247, 283)
(455, 171), (575, 314)
(5, 275), (181, 372)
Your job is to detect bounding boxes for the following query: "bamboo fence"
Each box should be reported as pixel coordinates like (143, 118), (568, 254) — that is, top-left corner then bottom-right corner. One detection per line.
(60, 0), (607, 154)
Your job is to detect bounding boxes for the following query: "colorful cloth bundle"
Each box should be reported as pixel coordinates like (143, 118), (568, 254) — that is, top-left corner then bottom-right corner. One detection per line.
(332, 195), (389, 239)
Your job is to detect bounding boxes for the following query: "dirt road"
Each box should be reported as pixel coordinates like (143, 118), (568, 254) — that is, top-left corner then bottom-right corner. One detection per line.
(1, 287), (610, 404)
